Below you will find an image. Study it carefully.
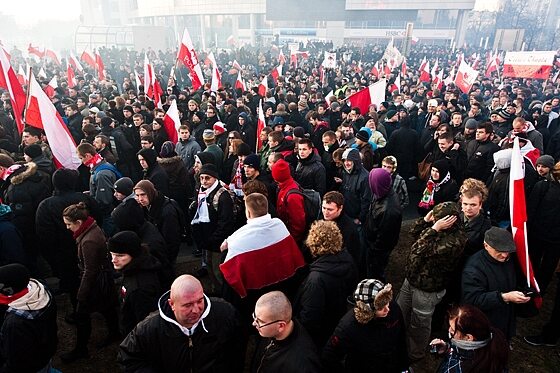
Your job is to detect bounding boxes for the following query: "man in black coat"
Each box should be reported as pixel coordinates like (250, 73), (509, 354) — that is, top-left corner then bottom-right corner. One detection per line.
(464, 122), (500, 182)
(461, 227), (531, 340)
(137, 147), (170, 196)
(108, 231), (163, 336)
(119, 275), (243, 373)
(386, 117), (420, 179)
(294, 138), (326, 196)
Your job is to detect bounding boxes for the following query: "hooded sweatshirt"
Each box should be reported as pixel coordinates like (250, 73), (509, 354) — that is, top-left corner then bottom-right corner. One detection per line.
(137, 148), (169, 195)
(341, 149), (372, 223)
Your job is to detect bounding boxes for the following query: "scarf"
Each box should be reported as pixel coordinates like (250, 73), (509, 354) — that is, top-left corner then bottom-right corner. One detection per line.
(72, 215), (96, 239)
(84, 153), (103, 169)
(0, 287), (28, 305)
(452, 334), (492, 351)
(418, 172), (451, 209)
(1, 164), (22, 181)
(191, 180), (219, 225)
(7, 279), (50, 311)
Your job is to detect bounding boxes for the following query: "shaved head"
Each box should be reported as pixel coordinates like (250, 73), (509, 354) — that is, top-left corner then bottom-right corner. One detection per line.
(255, 291), (292, 321)
(170, 275), (202, 301)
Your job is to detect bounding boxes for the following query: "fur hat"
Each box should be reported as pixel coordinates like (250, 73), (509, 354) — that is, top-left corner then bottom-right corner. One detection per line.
(353, 279), (393, 311)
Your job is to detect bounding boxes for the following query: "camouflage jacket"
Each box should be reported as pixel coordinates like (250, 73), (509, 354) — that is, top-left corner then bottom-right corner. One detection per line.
(405, 218), (467, 292)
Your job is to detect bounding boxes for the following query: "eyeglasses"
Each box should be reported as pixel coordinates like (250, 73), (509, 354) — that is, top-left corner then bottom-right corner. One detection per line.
(228, 136), (235, 140)
(200, 175), (214, 181)
(252, 312), (285, 329)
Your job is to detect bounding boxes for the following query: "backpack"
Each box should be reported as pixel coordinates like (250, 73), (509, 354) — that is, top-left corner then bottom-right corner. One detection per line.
(285, 186), (321, 228)
(212, 186), (245, 229)
(93, 162), (122, 182)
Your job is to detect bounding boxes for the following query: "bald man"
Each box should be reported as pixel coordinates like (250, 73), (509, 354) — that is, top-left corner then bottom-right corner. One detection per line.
(251, 291), (321, 373)
(119, 275), (243, 372)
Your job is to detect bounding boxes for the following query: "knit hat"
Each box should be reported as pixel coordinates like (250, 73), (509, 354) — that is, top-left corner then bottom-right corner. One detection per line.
(0, 263), (29, 296)
(271, 159), (292, 183)
(385, 110), (397, 120)
(484, 227), (516, 253)
(330, 102), (340, 110)
(498, 109), (511, 120)
(107, 231), (142, 257)
(536, 155), (554, 169)
(100, 117), (113, 128)
(24, 144), (43, 159)
(368, 168), (392, 199)
(159, 141), (177, 158)
(52, 168), (79, 191)
(203, 129), (215, 140)
(96, 111), (107, 119)
(199, 164), (219, 179)
(432, 201), (460, 221)
(292, 126), (305, 138)
(213, 122), (226, 134)
(356, 130), (370, 143)
(236, 143), (251, 157)
(432, 159), (451, 179)
(341, 148), (360, 162)
(123, 105), (133, 113)
(465, 118), (478, 130)
(114, 177), (134, 196)
(243, 154), (260, 170)
(353, 279), (393, 311)
(272, 116), (285, 126)
(134, 180), (157, 203)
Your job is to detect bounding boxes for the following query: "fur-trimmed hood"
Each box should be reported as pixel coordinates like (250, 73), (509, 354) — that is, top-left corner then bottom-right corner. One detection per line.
(157, 156), (183, 165)
(9, 162), (38, 185)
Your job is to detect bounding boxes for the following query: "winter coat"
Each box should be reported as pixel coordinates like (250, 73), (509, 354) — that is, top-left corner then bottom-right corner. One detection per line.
(340, 152), (372, 223)
(486, 169), (510, 224)
(333, 213), (360, 265)
(386, 126), (420, 178)
(461, 249), (517, 340)
(119, 293), (242, 373)
(357, 142), (376, 171)
(90, 160), (119, 212)
(527, 179), (560, 244)
(311, 122), (330, 155)
(364, 190), (402, 252)
(465, 139), (500, 182)
(322, 301), (409, 373)
(0, 209), (24, 266)
(251, 320), (322, 373)
(321, 142), (340, 191)
(276, 178), (307, 244)
(295, 153), (327, 196)
(158, 156), (189, 210)
(175, 137), (201, 170)
(119, 252), (163, 335)
(138, 148), (170, 196)
(462, 212), (492, 257)
(239, 122), (257, 152)
(145, 193), (183, 262)
(294, 250), (358, 348)
(204, 144), (224, 174)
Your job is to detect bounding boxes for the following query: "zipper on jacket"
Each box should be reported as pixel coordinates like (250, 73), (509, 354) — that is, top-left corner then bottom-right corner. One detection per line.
(256, 340), (274, 373)
(188, 336), (193, 373)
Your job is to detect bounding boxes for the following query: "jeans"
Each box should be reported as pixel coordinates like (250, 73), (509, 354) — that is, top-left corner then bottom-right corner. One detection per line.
(397, 278), (446, 360)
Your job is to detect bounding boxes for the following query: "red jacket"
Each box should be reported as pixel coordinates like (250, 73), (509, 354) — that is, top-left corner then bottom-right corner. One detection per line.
(276, 178), (306, 244)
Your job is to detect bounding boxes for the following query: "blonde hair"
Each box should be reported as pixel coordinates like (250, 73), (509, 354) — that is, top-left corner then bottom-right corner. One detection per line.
(304, 220), (343, 257)
(460, 178), (488, 202)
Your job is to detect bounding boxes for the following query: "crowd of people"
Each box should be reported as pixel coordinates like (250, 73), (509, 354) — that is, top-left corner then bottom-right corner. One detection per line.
(0, 40), (559, 372)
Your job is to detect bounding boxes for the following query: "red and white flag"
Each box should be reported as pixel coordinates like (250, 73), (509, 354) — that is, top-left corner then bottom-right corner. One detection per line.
(207, 52), (221, 92)
(258, 75), (268, 97)
(324, 90), (334, 107)
(270, 65), (282, 83)
(419, 59), (431, 82)
(371, 60), (380, 78)
(134, 71), (142, 92)
(401, 58), (407, 76)
(177, 28), (205, 91)
(80, 50), (96, 70)
(443, 67), (456, 86)
(430, 59), (439, 81)
(45, 49), (61, 66)
(67, 63), (77, 88)
(485, 53), (499, 77)
(256, 99), (266, 151)
(391, 73), (401, 93)
(433, 70), (444, 90)
(163, 99), (181, 144)
(235, 70), (246, 91)
(44, 75), (58, 98)
(38, 67), (47, 80)
(454, 60), (478, 94)
(153, 79), (164, 109)
(472, 53), (481, 70)
(95, 50), (105, 80)
(16, 65), (26, 86)
(509, 137), (542, 309)
(68, 53), (83, 73)
(347, 79), (387, 115)
(232, 59), (243, 71)
(278, 50), (286, 65)
(0, 47), (26, 133)
(219, 215), (306, 298)
(25, 71), (81, 170)
(144, 53), (154, 97)
(383, 62), (391, 77)
(28, 44), (45, 59)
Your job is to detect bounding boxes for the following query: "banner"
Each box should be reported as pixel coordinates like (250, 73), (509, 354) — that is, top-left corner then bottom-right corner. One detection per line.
(502, 51), (555, 79)
(322, 52), (337, 69)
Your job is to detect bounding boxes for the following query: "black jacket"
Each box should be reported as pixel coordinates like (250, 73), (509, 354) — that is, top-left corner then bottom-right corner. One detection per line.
(364, 190), (403, 251)
(527, 179), (560, 244)
(461, 250), (517, 339)
(294, 250), (358, 348)
(119, 252), (162, 335)
(386, 125), (420, 178)
(295, 153), (326, 196)
(119, 293), (242, 373)
(340, 154), (372, 223)
(462, 212), (492, 257)
(465, 139), (500, 182)
(138, 148), (170, 196)
(251, 320), (322, 373)
(145, 193), (183, 263)
(322, 301), (409, 373)
(334, 213), (360, 266)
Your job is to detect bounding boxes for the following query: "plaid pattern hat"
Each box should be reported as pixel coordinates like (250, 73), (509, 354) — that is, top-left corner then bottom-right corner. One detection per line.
(353, 279), (393, 310)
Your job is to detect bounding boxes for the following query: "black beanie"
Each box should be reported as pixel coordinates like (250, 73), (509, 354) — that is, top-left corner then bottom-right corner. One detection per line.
(111, 199), (145, 231)
(100, 117), (113, 128)
(0, 264), (29, 296)
(24, 144), (43, 159)
(107, 231), (142, 257)
(114, 177), (134, 196)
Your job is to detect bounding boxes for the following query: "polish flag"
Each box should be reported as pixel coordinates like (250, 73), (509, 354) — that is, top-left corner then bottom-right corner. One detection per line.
(232, 59), (243, 71)
(472, 54), (481, 70)
(0, 47), (26, 133)
(443, 67), (456, 86)
(278, 50), (286, 65)
(392, 73), (401, 93)
(401, 58), (407, 76)
(418, 57), (427, 75)
(38, 67), (47, 80)
(45, 49), (61, 66)
(371, 61), (380, 78)
(17, 65), (26, 86)
(485, 53), (499, 77)
(144, 53), (154, 97)
(256, 99), (266, 151)
(163, 99), (181, 144)
(67, 63), (77, 88)
(430, 59), (439, 81)
(420, 60), (431, 82)
(324, 90), (334, 107)
(235, 71), (246, 91)
(153, 79), (164, 109)
(207, 52), (222, 92)
(177, 28), (205, 91)
(134, 71), (142, 91)
(433, 69), (444, 90)
(270, 65), (282, 83)
(383, 62), (391, 76)
(509, 137), (542, 309)
(95, 50), (105, 80)
(44, 75), (58, 98)
(219, 216), (305, 298)
(28, 44), (45, 58)
(80, 50), (96, 70)
(25, 71), (81, 170)
(454, 60), (478, 94)
(258, 75), (268, 97)
(519, 137), (540, 168)
(68, 53), (83, 73)
(347, 79), (387, 115)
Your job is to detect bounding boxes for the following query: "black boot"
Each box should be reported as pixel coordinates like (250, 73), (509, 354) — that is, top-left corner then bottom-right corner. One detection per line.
(61, 312), (91, 363)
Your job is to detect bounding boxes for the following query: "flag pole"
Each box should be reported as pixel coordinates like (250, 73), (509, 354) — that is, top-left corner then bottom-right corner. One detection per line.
(23, 66), (33, 123)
